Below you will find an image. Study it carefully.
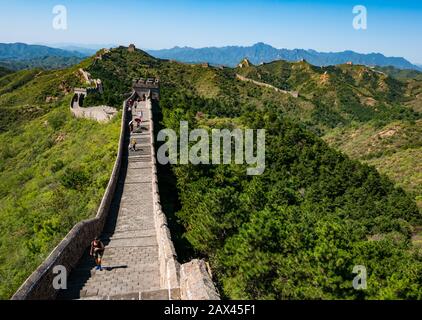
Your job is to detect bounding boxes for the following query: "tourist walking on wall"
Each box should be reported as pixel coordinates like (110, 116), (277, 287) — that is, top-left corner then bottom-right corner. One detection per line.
(130, 138), (137, 151)
(139, 110), (143, 124)
(90, 237), (105, 271)
(134, 111), (143, 128)
(129, 120), (134, 133)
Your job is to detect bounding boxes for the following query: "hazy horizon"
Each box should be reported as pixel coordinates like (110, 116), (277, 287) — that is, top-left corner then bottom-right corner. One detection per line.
(1, 41), (417, 65)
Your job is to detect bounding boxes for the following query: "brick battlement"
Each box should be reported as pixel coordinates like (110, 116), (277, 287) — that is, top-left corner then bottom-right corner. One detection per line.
(133, 78), (160, 89)
(133, 78), (160, 101)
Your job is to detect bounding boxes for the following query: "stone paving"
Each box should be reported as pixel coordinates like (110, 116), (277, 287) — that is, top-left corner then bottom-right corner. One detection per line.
(58, 101), (169, 300)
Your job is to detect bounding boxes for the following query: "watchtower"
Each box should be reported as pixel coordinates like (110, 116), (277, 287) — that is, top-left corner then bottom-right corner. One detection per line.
(128, 44), (136, 52)
(132, 78), (160, 100)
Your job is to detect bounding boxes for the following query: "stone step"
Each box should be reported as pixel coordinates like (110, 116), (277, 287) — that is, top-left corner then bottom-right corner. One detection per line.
(127, 152), (152, 158)
(104, 222), (156, 233)
(128, 157), (152, 161)
(104, 217), (156, 227)
(128, 152), (152, 158)
(71, 259), (158, 271)
(103, 228), (156, 237)
(128, 143), (151, 148)
(128, 162), (153, 169)
(107, 229), (157, 239)
(78, 289), (178, 301)
(128, 156), (152, 160)
(125, 175), (152, 184)
(128, 160), (153, 164)
(68, 272), (160, 289)
(128, 148), (151, 154)
(127, 167), (152, 173)
(70, 287), (181, 301)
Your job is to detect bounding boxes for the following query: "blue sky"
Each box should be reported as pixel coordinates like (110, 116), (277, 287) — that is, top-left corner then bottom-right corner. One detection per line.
(0, 0), (421, 63)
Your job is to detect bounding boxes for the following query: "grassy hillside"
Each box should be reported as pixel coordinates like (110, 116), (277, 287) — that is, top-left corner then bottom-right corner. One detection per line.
(324, 120), (422, 209)
(234, 59), (422, 211)
(0, 43), (86, 71)
(236, 60), (420, 133)
(0, 66), (12, 78)
(0, 59), (121, 299)
(0, 56), (85, 71)
(375, 66), (422, 81)
(86, 47), (422, 299)
(404, 79), (422, 113)
(0, 60), (92, 133)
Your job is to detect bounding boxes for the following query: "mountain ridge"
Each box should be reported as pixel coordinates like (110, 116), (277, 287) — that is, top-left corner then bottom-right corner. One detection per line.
(0, 43), (89, 70)
(147, 42), (421, 71)
(0, 42), (87, 59)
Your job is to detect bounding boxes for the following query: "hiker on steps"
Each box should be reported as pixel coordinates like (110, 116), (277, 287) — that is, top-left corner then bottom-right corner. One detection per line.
(138, 110), (143, 127)
(130, 138), (137, 151)
(90, 237), (105, 271)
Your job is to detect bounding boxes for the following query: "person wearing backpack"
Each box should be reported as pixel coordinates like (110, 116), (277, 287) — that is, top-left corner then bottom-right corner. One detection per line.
(90, 237), (105, 271)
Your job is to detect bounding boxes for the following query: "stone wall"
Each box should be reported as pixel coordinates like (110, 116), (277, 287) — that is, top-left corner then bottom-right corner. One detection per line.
(71, 106), (117, 123)
(11, 93), (134, 300)
(70, 68), (106, 120)
(236, 73), (299, 98)
(78, 68), (103, 93)
(180, 260), (220, 300)
(70, 93), (117, 123)
(148, 99), (181, 293)
(149, 99), (220, 300)
(133, 78), (160, 101)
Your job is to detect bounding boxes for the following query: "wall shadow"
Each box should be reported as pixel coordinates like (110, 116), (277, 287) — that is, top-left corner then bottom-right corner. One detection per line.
(151, 99), (195, 263)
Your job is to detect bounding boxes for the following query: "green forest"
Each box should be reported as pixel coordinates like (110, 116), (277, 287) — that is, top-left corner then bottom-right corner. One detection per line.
(158, 88), (422, 299)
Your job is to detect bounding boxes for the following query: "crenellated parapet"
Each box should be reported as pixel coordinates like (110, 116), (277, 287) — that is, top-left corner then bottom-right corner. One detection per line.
(147, 96), (219, 300)
(69, 71), (115, 122)
(133, 78), (160, 101)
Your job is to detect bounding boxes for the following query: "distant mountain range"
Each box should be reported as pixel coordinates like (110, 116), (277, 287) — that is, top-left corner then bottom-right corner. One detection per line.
(43, 43), (117, 56)
(54, 46), (98, 56)
(147, 42), (421, 71)
(0, 43), (88, 70)
(0, 43), (87, 59)
(1, 42), (420, 72)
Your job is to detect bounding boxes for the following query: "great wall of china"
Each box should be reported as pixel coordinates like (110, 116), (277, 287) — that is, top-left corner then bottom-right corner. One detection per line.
(70, 69), (118, 122)
(12, 77), (220, 300)
(235, 73), (299, 98)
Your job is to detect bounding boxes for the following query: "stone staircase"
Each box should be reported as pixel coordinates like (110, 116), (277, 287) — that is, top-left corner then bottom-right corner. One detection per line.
(57, 101), (178, 300)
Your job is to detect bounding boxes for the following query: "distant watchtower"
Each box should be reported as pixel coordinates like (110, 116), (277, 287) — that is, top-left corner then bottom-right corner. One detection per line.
(128, 44), (136, 52)
(133, 78), (160, 101)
